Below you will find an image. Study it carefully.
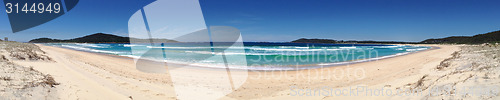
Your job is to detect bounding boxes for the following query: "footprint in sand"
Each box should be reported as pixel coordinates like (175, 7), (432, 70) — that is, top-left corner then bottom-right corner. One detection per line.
(119, 83), (128, 85)
(155, 93), (165, 96)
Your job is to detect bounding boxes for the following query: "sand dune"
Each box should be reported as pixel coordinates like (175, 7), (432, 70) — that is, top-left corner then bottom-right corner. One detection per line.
(0, 42), (57, 100)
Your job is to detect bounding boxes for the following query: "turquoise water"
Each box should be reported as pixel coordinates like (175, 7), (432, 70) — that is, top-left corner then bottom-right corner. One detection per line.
(44, 42), (430, 70)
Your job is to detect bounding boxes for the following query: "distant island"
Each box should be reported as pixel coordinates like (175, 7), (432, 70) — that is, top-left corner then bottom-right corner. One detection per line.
(292, 30), (500, 44)
(29, 33), (178, 43)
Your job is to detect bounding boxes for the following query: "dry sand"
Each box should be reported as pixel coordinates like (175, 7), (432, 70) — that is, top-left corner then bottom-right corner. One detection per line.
(0, 42), (57, 100)
(3, 43), (499, 100)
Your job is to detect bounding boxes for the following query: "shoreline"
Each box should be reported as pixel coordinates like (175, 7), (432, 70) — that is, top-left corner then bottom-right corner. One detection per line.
(12, 43), (461, 99)
(37, 43), (435, 71)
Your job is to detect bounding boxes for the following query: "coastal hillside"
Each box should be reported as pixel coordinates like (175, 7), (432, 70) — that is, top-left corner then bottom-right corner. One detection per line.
(291, 38), (416, 44)
(292, 30), (500, 44)
(291, 38), (338, 43)
(29, 33), (178, 43)
(421, 30), (500, 44)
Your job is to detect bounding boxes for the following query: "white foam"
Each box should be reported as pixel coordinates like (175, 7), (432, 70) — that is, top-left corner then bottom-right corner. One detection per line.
(184, 50), (274, 55)
(278, 46), (295, 48)
(373, 45), (401, 48)
(250, 48), (323, 51)
(326, 49), (342, 51)
(294, 47), (309, 49)
(123, 44), (145, 47)
(146, 46), (211, 49)
(406, 48), (428, 52)
(121, 55), (141, 59)
(339, 47), (356, 49)
(75, 43), (108, 48)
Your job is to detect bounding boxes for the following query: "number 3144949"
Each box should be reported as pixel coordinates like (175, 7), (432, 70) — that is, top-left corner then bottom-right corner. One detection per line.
(5, 3), (61, 14)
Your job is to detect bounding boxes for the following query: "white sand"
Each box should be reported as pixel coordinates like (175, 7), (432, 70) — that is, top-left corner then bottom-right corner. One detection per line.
(8, 43), (499, 100)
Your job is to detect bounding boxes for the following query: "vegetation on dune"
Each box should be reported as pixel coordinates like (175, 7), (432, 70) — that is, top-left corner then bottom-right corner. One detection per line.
(0, 41), (58, 99)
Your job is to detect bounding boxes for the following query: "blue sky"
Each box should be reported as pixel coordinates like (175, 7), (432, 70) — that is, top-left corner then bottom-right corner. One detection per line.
(1, 0), (500, 42)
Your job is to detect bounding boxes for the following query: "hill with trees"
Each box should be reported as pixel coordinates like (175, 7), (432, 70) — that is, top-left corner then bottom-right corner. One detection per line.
(421, 30), (500, 44)
(29, 33), (177, 43)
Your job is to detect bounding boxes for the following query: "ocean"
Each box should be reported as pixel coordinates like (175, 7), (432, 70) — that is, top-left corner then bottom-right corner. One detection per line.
(44, 42), (430, 70)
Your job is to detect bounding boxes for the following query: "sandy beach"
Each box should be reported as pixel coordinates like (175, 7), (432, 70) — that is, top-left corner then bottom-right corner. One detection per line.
(3, 0), (500, 99)
(2, 42), (499, 100)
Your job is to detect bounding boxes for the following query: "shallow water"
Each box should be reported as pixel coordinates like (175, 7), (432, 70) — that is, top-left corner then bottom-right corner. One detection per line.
(44, 42), (429, 70)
